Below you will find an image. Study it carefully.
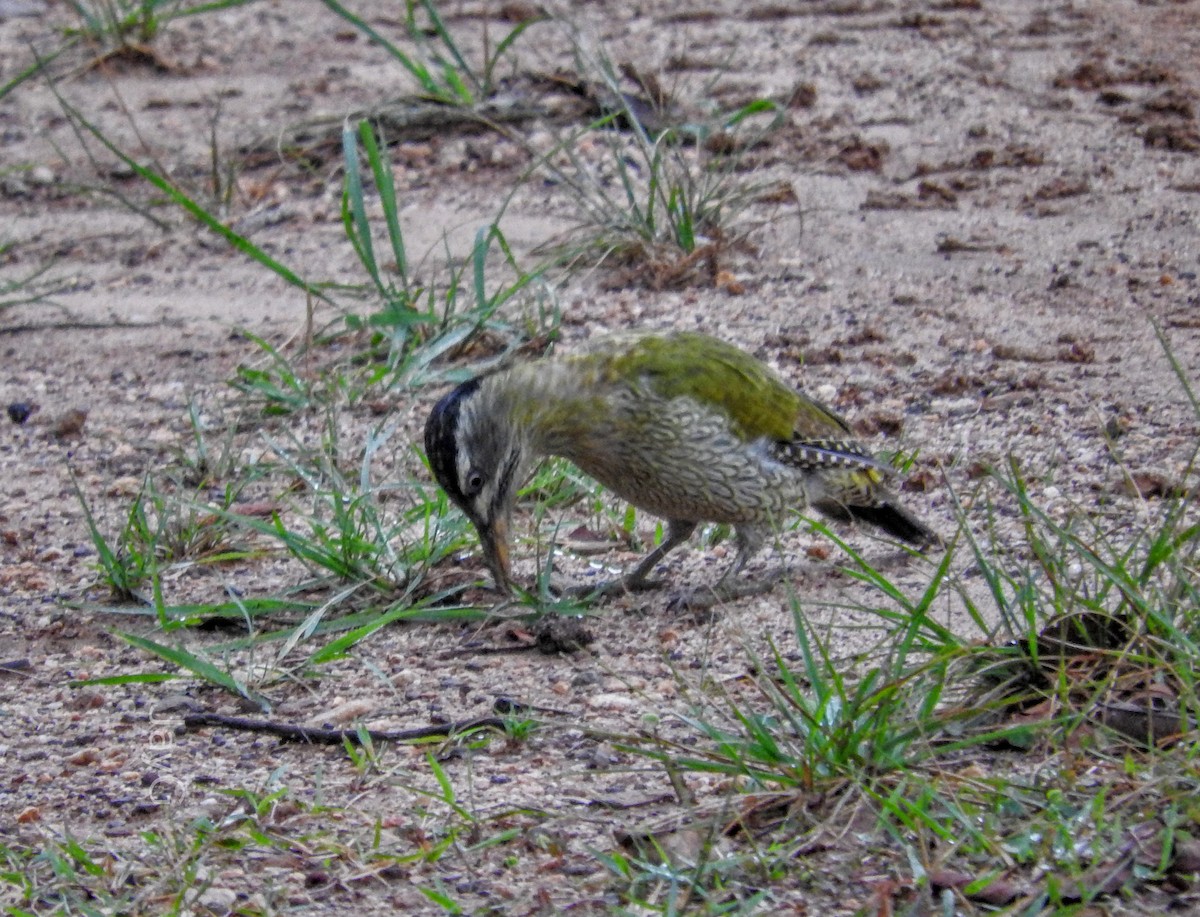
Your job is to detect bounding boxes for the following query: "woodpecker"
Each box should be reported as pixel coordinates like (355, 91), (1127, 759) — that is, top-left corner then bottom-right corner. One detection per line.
(424, 331), (934, 599)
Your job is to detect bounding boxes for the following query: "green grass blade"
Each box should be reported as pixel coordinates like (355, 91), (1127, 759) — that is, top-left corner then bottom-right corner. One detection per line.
(318, 0), (442, 96)
(0, 41), (76, 103)
(308, 597), (463, 663)
(51, 92), (323, 301)
(359, 120), (408, 283)
(71, 673), (178, 686)
(415, 0), (480, 98)
(439, 62), (474, 106)
(471, 225), (492, 314)
(491, 17), (540, 63)
(342, 122), (380, 288)
(1154, 320), (1200, 421)
(158, 0), (258, 21)
(117, 631), (268, 709)
(722, 97), (782, 129)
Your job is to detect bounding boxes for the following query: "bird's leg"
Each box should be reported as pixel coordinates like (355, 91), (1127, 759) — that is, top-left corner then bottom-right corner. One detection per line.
(570, 520), (696, 598)
(680, 525), (784, 609)
(715, 525), (764, 589)
(623, 520), (698, 589)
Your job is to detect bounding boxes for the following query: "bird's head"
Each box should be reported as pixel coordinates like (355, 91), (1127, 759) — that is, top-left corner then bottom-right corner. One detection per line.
(424, 375), (527, 594)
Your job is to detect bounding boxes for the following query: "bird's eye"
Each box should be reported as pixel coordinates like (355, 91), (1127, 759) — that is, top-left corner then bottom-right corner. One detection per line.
(465, 469), (484, 495)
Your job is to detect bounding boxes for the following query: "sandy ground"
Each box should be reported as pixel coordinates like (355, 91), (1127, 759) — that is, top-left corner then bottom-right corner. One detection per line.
(1, 0), (1199, 913)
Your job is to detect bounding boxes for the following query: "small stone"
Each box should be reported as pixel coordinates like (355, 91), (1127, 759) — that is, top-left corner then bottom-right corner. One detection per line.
(108, 477), (143, 497)
(197, 887), (238, 911)
(1122, 470), (1185, 500)
(50, 408), (88, 439)
(6, 402), (34, 424)
(587, 693), (637, 711)
(499, 1), (541, 22)
(1104, 415), (1129, 440)
(153, 694), (203, 716)
(943, 397), (978, 417)
(304, 699), (373, 728)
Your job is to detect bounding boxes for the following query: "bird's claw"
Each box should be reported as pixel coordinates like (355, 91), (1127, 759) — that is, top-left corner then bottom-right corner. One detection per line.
(565, 574), (666, 600)
(667, 568), (785, 613)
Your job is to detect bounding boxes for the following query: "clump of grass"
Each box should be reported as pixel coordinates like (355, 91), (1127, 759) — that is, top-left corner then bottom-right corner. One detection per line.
(318, 0), (541, 106)
(64, 0), (177, 47)
(522, 47), (785, 287)
(73, 401), (273, 606)
(0, 1), (256, 103)
(338, 118), (553, 378)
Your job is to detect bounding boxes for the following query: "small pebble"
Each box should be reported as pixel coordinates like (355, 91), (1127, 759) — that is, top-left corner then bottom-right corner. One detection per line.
(6, 402), (33, 424)
(51, 408), (88, 439)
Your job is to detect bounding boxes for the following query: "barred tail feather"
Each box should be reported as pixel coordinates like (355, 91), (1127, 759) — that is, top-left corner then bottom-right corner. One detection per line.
(774, 438), (891, 474)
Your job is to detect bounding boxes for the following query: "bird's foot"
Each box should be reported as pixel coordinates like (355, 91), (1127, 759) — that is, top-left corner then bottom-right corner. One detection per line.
(669, 567), (785, 612)
(564, 573), (666, 600)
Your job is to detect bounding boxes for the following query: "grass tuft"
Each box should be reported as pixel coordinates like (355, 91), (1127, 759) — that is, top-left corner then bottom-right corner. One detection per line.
(520, 47), (785, 287)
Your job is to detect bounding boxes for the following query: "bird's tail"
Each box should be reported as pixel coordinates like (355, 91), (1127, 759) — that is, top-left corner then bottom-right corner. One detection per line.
(813, 493), (937, 547)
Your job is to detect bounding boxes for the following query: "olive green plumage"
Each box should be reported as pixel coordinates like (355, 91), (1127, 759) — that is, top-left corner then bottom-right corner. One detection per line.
(424, 330), (934, 598)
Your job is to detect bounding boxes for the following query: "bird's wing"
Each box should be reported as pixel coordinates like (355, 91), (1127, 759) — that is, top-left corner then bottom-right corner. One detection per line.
(600, 331), (861, 446)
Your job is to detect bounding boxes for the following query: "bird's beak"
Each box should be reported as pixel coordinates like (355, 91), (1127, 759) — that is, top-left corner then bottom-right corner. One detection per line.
(478, 514), (512, 595)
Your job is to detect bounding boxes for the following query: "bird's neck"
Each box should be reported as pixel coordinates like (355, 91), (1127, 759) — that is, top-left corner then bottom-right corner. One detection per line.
(485, 361), (597, 457)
